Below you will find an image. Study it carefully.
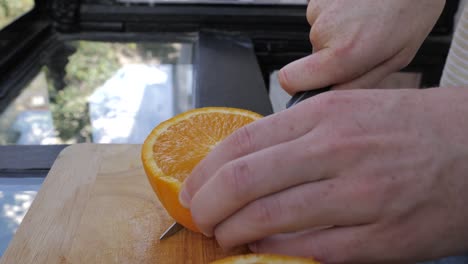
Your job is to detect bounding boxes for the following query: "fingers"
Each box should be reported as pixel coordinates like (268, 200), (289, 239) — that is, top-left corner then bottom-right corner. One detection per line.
(278, 49), (334, 94)
(180, 101), (323, 208)
(280, 3), (365, 94)
(282, 0), (417, 95)
(306, 1), (320, 27)
(278, 45), (413, 94)
(213, 177), (374, 249)
(332, 49), (413, 90)
(190, 135), (335, 237)
(278, 46), (369, 95)
(250, 225), (376, 264)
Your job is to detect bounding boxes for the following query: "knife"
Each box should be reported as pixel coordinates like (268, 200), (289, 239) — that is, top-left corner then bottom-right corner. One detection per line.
(286, 86), (331, 108)
(160, 222), (184, 240)
(159, 86), (332, 240)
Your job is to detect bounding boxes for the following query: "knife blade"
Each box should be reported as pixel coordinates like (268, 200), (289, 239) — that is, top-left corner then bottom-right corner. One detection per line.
(160, 222), (185, 240)
(159, 87), (332, 240)
(286, 86), (331, 108)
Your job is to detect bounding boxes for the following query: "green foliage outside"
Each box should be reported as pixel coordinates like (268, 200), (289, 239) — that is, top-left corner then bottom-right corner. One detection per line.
(0, 0), (34, 29)
(46, 42), (124, 143)
(46, 41), (178, 143)
(0, 0), (180, 144)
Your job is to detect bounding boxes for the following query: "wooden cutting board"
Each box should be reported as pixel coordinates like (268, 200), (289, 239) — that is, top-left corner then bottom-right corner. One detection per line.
(0, 144), (248, 264)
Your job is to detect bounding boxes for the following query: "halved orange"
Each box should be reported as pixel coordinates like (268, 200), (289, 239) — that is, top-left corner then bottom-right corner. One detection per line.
(210, 254), (320, 264)
(141, 107), (263, 232)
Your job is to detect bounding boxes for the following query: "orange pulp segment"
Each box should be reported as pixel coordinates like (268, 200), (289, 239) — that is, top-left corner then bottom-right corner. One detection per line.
(141, 107), (262, 232)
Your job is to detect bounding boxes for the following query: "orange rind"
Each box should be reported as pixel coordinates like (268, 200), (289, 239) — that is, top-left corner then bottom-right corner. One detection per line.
(141, 107), (262, 232)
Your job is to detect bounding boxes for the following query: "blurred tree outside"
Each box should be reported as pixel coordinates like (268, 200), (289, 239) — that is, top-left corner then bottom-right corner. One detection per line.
(45, 41), (179, 144)
(0, 40), (180, 145)
(0, 0), (34, 29)
(1, 0), (185, 145)
(0, 0), (181, 144)
(46, 42), (123, 143)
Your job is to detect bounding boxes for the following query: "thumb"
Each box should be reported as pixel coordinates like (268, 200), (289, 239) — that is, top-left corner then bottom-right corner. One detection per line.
(278, 48), (359, 95)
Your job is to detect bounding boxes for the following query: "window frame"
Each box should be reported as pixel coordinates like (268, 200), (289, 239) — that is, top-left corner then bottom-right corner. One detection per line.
(0, 0), (462, 177)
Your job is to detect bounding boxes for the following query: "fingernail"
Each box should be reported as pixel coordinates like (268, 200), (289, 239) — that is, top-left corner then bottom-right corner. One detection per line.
(248, 242), (257, 252)
(179, 188), (191, 208)
(278, 68), (293, 94)
(278, 68), (287, 85)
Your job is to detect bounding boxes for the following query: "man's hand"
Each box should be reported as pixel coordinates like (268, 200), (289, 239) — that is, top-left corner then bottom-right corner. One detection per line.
(279, 0), (445, 93)
(180, 88), (468, 263)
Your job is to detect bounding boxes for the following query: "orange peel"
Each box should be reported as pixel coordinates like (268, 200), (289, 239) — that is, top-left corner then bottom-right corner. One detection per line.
(141, 107), (262, 232)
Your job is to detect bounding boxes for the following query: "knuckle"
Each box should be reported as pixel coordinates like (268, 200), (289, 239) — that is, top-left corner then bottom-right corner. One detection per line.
(400, 55), (413, 68)
(340, 178), (384, 222)
(306, 2), (318, 26)
(190, 203), (211, 231)
(311, 90), (347, 110)
(307, 129), (360, 163)
(358, 180), (378, 199)
(226, 126), (255, 156)
(306, 11), (315, 27)
(310, 242), (337, 263)
(250, 198), (281, 226)
(213, 227), (231, 249)
(363, 175), (400, 219)
(190, 208), (203, 226)
(312, 136), (348, 160)
(309, 17), (327, 47)
(333, 38), (358, 61)
(309, 26), (319, 46)
(185, 163), (207, 195)
(394, 51), (414, 69)
(336, 122), (366, 141)
(331, 42), (364, 80)
(311, 239), (359, 264)
(349, 180), (378, 206)
(222, 160), (252, 200)
(312, 231), (370, 264)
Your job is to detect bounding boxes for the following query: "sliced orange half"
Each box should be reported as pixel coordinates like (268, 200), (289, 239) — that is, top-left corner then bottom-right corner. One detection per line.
(141, 107), (263, 232)
(210, 254), (320, 264)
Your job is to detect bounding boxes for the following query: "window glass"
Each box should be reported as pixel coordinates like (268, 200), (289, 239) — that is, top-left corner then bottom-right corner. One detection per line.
(0, 41), (193, 145)
(0, 178), (43, 255)
(0, 0), (34, 30)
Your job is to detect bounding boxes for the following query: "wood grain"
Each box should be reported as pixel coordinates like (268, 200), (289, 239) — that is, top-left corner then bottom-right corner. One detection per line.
(0, 144), (248, 264)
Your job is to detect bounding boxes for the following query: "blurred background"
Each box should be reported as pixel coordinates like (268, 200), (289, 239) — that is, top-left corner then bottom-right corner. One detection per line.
(1, 0), (194, 145)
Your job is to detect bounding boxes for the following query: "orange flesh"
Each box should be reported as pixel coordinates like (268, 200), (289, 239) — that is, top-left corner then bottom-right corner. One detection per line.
(153, 112), (258, 182)
(142, 107), (262, 232)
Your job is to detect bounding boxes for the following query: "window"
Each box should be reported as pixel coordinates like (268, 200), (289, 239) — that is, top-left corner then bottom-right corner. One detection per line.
(0, 0), (34, 30)
(0, 41), (193, 145)
(0, 177), (42, 255)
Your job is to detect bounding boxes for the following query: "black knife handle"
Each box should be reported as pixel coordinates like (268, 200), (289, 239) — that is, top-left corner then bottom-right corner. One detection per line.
(286, 86), (332, 109)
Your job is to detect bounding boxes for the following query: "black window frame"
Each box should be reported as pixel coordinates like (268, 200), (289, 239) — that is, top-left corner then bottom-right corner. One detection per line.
(0, 0), (461, 177)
